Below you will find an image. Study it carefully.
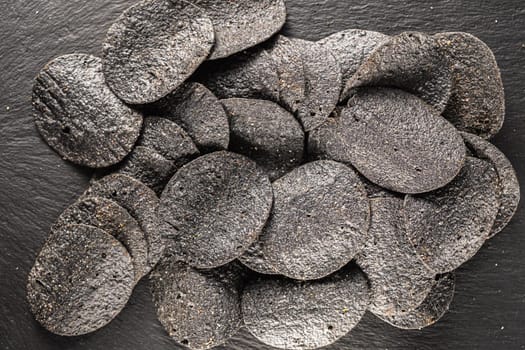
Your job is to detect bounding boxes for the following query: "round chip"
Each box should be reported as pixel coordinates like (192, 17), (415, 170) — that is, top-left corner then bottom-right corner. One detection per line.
(261, 160), (370, 280)
(377, 273), (456, 330)
(356, 196), (434, 317)
(198, 48), (280, 102)
(137, 117), (200, 165)
(102, 0), (214, 104)
(239, 239), (278, 276)
(82, 174), (164, 271)
(404, 157), (500, 273)
(152, 83), (229, 152)
(32, 54), (143, 168)
(116, 146), (175, 195)
(308, 88), (466, 194)
(318, 29), (389, 92)
(150, 258), (243, 350)
(185, 0), (287, 60)
(292, 38), (342, 132)
(159, 151), (273, 268)
(53, 197), (149, 282)
(222, 98), (305, 181)
(242, 266), (370, 350)
(461, 132), (520, 237)
(27, 224), (134, 336)
(342, 32), (452, 113)
(436, 32), (505, 139)
(266, 35), (306, 113)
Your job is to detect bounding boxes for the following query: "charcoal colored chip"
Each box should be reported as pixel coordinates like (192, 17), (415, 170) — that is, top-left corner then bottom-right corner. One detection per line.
(436, 32), (505, 139)
(342, 32), (453, 113)
(461, 132), (520, 237)
(404, 157), (500, 273)
(221, 98), (305, 181)
(238, 240), (278, 275)
(377, 273), (456, 330)
(138, 117), (200, 165)
(198, 48), (280, 102)
(242, 265), (370, 350)
(292, 38), (342, 132)
(318, 29), (389, 91)
(266, 35), (306, 113)
(261, 160), (370, 280)
(83, 174), (164, 271)
(150, 257), (242, 350)
(356, 196), (434, 317)
(102, 0), (214, 104)
(159, 151), (273, 268)
(27, 224), (134, 336)
(308, 88), (466, 194)
(116, 146), (176, 195)
(152, 83), (229, 152)
(184, 0), (287, 60)
(32, 54), (143, 168)
(53, 197), (149, 282)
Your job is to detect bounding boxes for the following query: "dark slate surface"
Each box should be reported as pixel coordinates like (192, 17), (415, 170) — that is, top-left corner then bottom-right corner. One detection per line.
(0, 1), (524, 349)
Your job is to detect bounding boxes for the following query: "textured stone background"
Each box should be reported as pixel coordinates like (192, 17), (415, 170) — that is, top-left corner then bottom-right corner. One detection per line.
(1, 1), (524, 349)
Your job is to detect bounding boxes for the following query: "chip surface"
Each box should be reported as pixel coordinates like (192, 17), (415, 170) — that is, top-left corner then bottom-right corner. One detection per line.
(242, 266), (370, 350)
(308, 88), (466, 194)
(150, 257), (243, 350)
(152, 83), (229, 152)
(436, 32), (505, 139)
(404, 157), (500, 273)
(377, 273), (456, 330)
(185, 0), (287, 60)
(159, 151), (273, 268)
(222, 98), (304, 181)
(27, 224), (134, 336)
(53, 197), (149, 282)
(356, 196), (434, 317)
(342, 32), (452, 113)
(261, 160), (370, 280)
(292, 38), (342, 132)
(32, 54), (143, 168)
(238, 239), (278, 275)
(318, 29), (389, 92)
(461, 132), (520, 237)
(102, 0), (214, 104)
(198, 48), (280, 102)
(83, 174), (164, 271)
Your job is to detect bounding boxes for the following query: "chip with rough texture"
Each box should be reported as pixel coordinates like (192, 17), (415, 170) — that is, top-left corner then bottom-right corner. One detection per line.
(221, 98), (304, 181)
(342, 32), (452, 113)
(238, 239), (278, 275)
(436, 32), (505, 139)
(404, 157), (500, 273)
(356, 196), (434, 317)
(150, 257), (242, 350)
(138, 117), (200, 165)
(242, 266), (370, 350)
(198, 48), (280, 103)
(32, 54), (142, 168)
(461, 132), (520, 237)
(292, 38), (341, 132)
(102, 0), (214, 104)
(116, 146), (175, 195)
(83, 174), (164, 271)
(308, 88), (466, 194)
(53, 197), (149, 282)
(27, 224), (134, 336)
(152, 83), (229, 152)
(266, 35), (306, 113)
(261, 160), (370, 280)
(318, 29), (389, 91)
(184, 0), (286, 60)
(377, 273), (456, 330)
(159, 151), (273, 268)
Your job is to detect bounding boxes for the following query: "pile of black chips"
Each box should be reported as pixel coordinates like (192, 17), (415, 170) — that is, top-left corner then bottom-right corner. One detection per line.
(26, 0), (520, 349)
